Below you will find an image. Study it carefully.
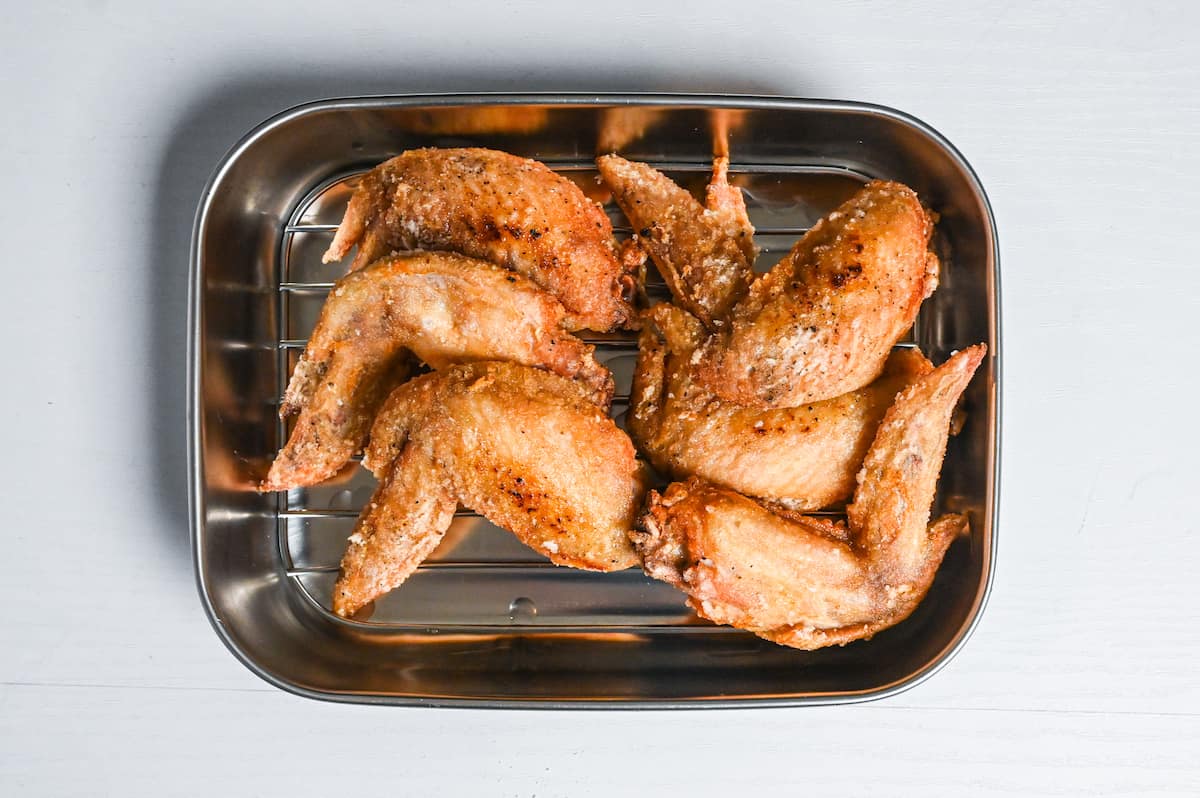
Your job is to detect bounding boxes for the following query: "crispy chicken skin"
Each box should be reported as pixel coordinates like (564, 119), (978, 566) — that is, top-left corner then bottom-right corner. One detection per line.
(693, 180), (940, 407)
(633, 344), (985, 649)
(361, 353), (612, 477)
(323, 147), (636, 331)
(332, 444), (457, 619)
(333, 362), (644, 616)
(261, 252), (613, 491)
(630, 303), (933, 510)
(597, 154), (757, 327)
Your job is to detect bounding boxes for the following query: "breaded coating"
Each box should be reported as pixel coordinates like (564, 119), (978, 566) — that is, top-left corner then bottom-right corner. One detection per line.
(693, 180), (940, 407)
(360, 356), (611, 477)
(597, 154), (756, 327)
(633, 345), (985, 650)
(629, 303), (933, 510)
(332, 444), (457, 618)
(332, 362), (644, 616)
(261, 252), (612, 491)
(324, 147), (636, 331)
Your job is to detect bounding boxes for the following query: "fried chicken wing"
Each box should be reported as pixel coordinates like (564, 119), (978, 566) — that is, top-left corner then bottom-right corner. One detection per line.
(703, 157), (758, 267)
(361, 355), (610, 476)
(424, 365), (643, 571)
(332, 443), (457, 619)
(261, 252), (613, 491)
(630, 303), (933, 510)
(633, 344), (985, 649)
(597, 154), (756, 327)
(333, 362), (644, 617)
(693, 180), (940, 407)
(324, 147), (636, 331)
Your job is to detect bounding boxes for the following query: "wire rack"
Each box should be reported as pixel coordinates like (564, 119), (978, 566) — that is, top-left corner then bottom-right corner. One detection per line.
(271, 159), (915, 632)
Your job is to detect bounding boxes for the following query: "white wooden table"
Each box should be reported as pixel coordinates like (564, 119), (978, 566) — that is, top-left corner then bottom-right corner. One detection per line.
(2, 2), (1197, 794)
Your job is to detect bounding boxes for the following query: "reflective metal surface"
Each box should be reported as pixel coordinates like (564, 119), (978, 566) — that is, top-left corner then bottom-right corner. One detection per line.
(189, 94), (1001, 707)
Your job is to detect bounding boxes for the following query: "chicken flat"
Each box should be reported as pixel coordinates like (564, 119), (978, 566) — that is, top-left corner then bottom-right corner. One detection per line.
(323, 147), (636, 331)
(261, 252), (613, 492)
(597, 154), (756, 326)
(633, 344), (985, 650)
(630, 303), (933, 510)
(693, 180), (940, 407)
(334, 362), (644, 617)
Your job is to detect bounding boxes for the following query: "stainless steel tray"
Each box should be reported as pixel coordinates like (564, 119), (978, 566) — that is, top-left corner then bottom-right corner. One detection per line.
(189, 94), (1000, 707)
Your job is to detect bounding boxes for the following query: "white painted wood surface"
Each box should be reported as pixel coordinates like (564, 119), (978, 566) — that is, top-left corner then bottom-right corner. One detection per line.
(2, 1), (1197, 794)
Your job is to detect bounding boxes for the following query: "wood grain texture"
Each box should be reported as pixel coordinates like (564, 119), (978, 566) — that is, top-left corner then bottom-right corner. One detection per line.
(1, 0), (1198, 795)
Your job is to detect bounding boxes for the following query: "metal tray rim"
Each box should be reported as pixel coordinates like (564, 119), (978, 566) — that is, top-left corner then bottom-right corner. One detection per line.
(188, 92), (1002, 708)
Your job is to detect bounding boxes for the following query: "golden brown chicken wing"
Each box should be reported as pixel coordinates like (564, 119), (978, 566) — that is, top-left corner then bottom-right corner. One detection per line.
(333, 362), (644, 617)
(630, 303), (933, 510)
(633, 344), (985, 649)
(323, 147), (636, 331)
(597, 154), (756, 327)
(332, 444), (457, 619)
(693, 180), (940, 407)
(261, 252), (613, 491)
